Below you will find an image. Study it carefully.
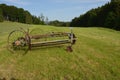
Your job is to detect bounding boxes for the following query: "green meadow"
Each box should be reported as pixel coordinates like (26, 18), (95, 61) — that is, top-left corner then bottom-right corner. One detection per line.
(0, 21), (120, 80)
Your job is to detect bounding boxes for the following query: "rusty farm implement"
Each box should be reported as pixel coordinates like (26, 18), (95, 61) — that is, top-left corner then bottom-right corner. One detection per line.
(7, 28), (76, 53)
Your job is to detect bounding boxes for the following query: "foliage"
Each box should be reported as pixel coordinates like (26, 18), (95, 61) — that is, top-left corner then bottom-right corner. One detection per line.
(111, 0), (120, 2)
(0, 8), (3, 22)
(70, 1), (120, 30)
(25, 11), (32, 24)
(32, 15), (41, 24)
(0, 4), (45, 24)
(49, 20), (70, 27)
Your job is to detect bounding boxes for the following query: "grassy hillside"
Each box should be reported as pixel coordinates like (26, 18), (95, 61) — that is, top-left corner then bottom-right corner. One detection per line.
(0, 21), (120, 80)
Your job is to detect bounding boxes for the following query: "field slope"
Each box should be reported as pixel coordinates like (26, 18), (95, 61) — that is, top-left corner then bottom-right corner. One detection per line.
(0, 21), (120, 80)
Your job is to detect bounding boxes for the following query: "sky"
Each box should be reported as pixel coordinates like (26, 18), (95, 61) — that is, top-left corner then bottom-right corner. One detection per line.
(0, 0), (110, 21)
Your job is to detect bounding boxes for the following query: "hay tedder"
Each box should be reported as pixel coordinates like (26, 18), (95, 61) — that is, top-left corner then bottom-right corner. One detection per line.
(7, 28), (76, 53)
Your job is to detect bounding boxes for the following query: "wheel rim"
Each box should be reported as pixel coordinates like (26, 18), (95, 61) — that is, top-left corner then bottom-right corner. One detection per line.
(8, 30), (29, 53)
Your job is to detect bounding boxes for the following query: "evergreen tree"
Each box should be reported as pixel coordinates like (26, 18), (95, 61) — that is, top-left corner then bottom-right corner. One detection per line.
(104, 12), (116, 28)
(0, 8), (3, 22)
(25, 11), (32, 24)
(70, 1), (120, 30)
(0, 4), (46, 25)
(111, 0), (120, 2)
(32, 15), (41, 24)
(17, 8), (25, 23)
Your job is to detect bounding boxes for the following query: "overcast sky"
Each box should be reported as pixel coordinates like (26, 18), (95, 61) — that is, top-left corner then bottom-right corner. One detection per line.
(0, 0), (110, 21)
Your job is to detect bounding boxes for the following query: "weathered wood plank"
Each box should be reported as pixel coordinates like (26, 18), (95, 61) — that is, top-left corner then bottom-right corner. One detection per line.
(31, 39), (71, 47)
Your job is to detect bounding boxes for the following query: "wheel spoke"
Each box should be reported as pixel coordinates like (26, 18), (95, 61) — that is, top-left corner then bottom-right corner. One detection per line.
(8, 30), (29, 54)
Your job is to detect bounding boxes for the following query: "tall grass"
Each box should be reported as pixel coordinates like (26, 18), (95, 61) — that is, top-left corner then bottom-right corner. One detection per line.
(0, 21), (120, 80)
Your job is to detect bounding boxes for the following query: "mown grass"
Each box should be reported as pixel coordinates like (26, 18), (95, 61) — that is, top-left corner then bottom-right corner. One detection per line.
(0, 21), (120, 80)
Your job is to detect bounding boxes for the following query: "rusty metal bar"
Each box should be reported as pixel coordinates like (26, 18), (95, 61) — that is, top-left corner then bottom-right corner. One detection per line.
(30, 32), (69, 39)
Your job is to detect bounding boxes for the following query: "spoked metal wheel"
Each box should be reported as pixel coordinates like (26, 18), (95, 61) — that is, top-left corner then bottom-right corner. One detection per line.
(7, 30), (29, 54)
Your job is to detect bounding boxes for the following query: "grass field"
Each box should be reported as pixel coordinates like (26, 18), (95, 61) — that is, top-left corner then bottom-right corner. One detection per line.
(0, 21), (120, 80)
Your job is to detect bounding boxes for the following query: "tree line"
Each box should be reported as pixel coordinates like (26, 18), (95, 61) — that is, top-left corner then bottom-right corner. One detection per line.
(48, 20), (70, 27)
(0, 4), (46, 24)
(70, 0), (120, 30)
